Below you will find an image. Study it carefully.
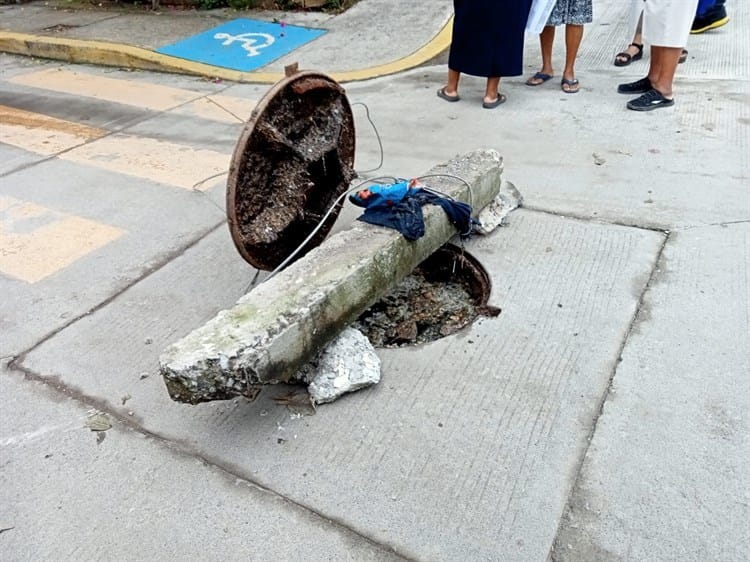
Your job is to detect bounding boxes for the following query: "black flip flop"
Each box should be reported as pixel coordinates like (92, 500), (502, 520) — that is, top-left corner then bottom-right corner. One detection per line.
(437, 87), (460, 102)
(526, 72), (553, 86)
(561, 78), (580, 94)
(482, 93), (507, 109)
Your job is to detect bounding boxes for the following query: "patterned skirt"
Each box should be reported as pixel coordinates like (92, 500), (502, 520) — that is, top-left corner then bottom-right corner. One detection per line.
(547, 0), (593, 25)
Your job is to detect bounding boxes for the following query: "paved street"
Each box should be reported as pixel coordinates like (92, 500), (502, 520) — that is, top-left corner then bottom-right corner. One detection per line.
(1, 0), (749, 560)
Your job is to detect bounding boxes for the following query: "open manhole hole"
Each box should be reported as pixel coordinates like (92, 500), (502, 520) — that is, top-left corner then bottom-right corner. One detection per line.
(354, 244), (500, 347)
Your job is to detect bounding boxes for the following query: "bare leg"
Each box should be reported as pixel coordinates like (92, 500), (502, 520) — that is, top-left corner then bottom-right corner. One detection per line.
(540, 25), (555, 75)
(649, 46), (683, 98)
(484, 77), (501, 104)
(615, 14), (644, 64)
(527, 25), (556, 85)
(443, 68), (460, 97)
(563, 24), (584, 86)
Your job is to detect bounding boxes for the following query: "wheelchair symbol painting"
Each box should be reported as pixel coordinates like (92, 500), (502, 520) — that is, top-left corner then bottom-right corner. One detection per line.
(156, 19), (326, 72)
(214, 32), (276, 57)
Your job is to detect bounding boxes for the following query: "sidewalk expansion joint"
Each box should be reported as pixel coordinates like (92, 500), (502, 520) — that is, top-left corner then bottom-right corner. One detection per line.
(522, 204), (671, 234)
(0, 153), (58, 179)
(547, 230), (671, 561)
(676, 218), (750, 230)
(5, 359), (414, 562)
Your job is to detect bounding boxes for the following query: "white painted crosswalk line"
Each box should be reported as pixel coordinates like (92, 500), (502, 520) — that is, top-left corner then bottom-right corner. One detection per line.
(58, 133), (230, 191)
(0, 68), (256, 285)
(0, 104), (106, 155)
(9, 68), (203, 111)
(3, 68), (256, 187)
(1, 105), (229, 190)
(8, 68), (257, 119)
(0, 196), (124, 284)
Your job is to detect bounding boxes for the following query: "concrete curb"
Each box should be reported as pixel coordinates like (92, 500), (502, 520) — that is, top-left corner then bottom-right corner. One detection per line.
(0, 18), (451, 83)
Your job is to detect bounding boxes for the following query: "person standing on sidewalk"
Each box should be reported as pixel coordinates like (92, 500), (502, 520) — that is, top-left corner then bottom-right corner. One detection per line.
(613, 11), (687, 67)
(613, 0), (726, 67)
(617, 0), (699, 111)
(437, 0), (533, 109)
(525, 0), (593, 94)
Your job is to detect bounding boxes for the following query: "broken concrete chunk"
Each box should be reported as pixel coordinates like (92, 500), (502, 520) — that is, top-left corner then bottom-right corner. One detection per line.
(295, 328), (381, 404)
(475, 180), (523, 235)
(85, 411), (112, 432)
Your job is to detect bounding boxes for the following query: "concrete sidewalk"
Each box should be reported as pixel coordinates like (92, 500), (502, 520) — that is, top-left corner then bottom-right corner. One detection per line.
(1, 0), (749, 560)
(0, 0), (453, 82)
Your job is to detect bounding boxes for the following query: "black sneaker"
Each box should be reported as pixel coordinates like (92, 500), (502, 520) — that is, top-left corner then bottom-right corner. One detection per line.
(627, 89), (675, 112)
(691, 5), (729, 34)
(617, 77), (651, 95)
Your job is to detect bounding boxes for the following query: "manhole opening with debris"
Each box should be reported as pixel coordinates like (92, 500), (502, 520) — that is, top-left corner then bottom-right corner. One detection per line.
(354, 244), (500, 348)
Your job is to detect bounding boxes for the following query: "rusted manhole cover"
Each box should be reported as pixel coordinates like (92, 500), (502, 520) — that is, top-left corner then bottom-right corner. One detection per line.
(354, 244), (500, 347)
(227, 71), (356, 271)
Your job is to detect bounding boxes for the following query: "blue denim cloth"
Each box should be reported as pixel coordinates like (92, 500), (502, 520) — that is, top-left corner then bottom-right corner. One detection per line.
(356, 189), (475, 241)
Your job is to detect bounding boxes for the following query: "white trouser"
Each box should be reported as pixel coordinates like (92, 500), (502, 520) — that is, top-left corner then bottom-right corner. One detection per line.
(630, 0), (699, 48)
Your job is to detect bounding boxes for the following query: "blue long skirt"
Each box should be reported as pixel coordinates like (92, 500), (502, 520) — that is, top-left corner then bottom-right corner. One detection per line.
(448, 0), (533, 78)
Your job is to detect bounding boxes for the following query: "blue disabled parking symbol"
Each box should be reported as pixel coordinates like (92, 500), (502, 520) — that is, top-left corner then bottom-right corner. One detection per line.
(157, 19), (326, 72)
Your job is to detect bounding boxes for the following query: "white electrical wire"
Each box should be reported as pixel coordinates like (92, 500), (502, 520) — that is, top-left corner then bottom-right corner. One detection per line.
(262, 173), (476, 284)
(264, 175), (403, 281)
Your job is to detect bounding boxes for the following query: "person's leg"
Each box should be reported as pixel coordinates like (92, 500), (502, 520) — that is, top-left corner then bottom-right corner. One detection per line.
(442, 69), (460, 97)
(622, 0), (697, 108)
(616, 40), (662, 95)
(484, 77), (501, 104)
(562, 24), (583, 92)
(649, 46), (682, 98)
(438, 68), (461, 101)
(624, 45), (681, 110)
(540, 25), (555, 75)
(615, 14), (644, 66)
(527, 26), (556, 84)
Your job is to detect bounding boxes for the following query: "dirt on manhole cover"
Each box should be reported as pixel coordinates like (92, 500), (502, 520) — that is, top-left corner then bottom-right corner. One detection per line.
(227, 71), (356, 271)
(354, 244), (500, 347)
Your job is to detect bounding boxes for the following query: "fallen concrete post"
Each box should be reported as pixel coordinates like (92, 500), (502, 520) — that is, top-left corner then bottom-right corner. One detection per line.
(159, 149), (504, 404)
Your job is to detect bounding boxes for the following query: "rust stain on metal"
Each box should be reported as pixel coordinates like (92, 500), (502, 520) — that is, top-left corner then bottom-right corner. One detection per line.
(226, 71), (356, 271)
(290, 76), (344, 95)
